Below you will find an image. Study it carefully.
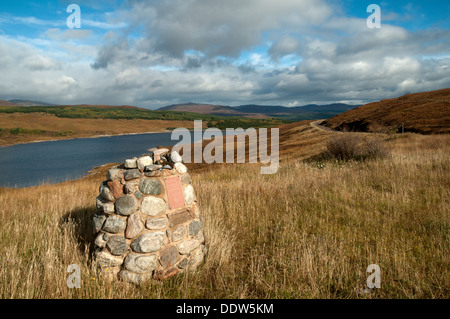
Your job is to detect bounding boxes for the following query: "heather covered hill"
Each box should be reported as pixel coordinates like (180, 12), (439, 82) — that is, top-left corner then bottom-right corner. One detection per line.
(323, 89), (450, 134)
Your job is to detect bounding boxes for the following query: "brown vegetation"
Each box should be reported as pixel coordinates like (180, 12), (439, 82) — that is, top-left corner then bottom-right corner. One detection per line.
(0, 120), (448, 298)
(323, 88), (450, 134)
(0, 113), (201, 147)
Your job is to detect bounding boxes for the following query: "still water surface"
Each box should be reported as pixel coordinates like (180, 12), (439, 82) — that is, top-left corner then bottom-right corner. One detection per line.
(0, 132), (190, 188)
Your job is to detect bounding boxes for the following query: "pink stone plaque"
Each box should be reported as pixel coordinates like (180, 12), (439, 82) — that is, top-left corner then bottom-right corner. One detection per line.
(165, 176), (185, 209)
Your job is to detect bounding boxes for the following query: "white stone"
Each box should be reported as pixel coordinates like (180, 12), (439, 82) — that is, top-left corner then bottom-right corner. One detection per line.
(153, 148), (169, 156)
(178, 239), (200, 255)
(96, 196), (114, 214)
(119, 270), (152, 285)
(124, 158), (137, 169)
(183, 185), (195, 205)
(171, 151), (183, 163)
(137, 156), (153, 170)
(174, 162), (188, 174)
(141, 196), (166, 216)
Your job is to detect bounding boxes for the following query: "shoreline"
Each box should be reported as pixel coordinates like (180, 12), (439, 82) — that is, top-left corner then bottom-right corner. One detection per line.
(0, 130), (172, 149)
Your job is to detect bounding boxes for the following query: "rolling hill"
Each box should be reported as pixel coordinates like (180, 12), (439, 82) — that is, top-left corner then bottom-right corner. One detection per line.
(322, 88), (450, 134)
(159, 102), (356, 120)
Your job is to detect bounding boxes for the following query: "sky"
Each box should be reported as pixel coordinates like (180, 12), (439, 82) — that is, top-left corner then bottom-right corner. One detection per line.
(0, 0), (449, 109)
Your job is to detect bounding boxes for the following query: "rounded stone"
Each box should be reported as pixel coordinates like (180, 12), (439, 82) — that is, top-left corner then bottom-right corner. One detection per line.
(99, 182), (115, 202)
(125, 213), (144, 239)
(115, 195), (138, 216)
(94, 233), (107, 248)
(172, 225), (186, 242)
(183, 185), (195, 205)
(160, 246), (179, 269)
(106, 236), (128, 256)
(95, 249), (124, 267)
(124, 180), (139, 194)
(145, 217), (168, 230)
(124, 169), (143, 181)
(189, 220), (202, 236)
(124, 158), (137, 169)
(141, 196), (166, 216)
(188, 247), (204, 269)
(170, 151), (182, 163)
(93, 213), (107, 233)
(102, 215), (126, 234)
(124, 254), (157, 274)
(96, 196), (114, 214)
(137, 156), (153, 171)
(174, 162), (188, 174)
(139, 178), (162, 195)
(106, 168), (124, 181)
(130, 232), (164, 253)
(181, 173), (192, 184)
(178, 239), (200, 255)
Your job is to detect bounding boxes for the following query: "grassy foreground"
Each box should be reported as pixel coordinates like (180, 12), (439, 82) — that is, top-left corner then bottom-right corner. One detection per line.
(0, 124), (448, 298)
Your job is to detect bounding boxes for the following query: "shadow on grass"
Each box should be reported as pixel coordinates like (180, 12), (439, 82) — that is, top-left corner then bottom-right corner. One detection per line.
(59, 206), (96, 261)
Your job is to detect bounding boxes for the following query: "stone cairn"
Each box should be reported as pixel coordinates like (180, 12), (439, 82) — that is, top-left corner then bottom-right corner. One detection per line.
(93, 147), (206, 285)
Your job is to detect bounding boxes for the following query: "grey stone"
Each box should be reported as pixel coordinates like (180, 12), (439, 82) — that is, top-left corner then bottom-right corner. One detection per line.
(189, 220), (202, 236)
(177, 258), (188, 269)
(124, 253), (157, 274)
(95, 249), (124, 267)
(102, 215), (126, 234)
(139, 178), (162, 195)
(183, 185), (195, 205)
(163, 165), (172, 170)
(115, 195), (138, 216)
(145, 217), (168, 230)
(124, 169), (143, 181)
(197, 230), (205, 244)
(106, 168), (124, 181)
(172, 225), (186, 242)
(124, 180), (139, 194)
(124, 158), (137, 169)
(96, 196), (114, 214)
(131, 232), (164, 253)
(125, 213), (144, 239)
(160, 246), (179, 269)
(174, 162), (188, 174)
(99, 182), (115, 202)
(178, 239), (200, 255)
(170, 151), (182, 163)
(106, 236), (128, 256)
(137, 156), (153, 171)
(93, 213), (107, 233)
(181, 173), (192, 184)
(144, 164), (162, 172)
(141, 196), (166, 216)
(119, 270), (152, 285)
(94, 233), (107, 248)
(134, 190), (143, 199)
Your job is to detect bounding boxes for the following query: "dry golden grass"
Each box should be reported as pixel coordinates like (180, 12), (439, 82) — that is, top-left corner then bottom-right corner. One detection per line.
(0, 123), (448, 298)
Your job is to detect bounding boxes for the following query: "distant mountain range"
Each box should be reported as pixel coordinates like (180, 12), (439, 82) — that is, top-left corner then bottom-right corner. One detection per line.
(0, 99), (357, 121)
(0, 99), (56, 107)
(158, 102), (357, 120)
